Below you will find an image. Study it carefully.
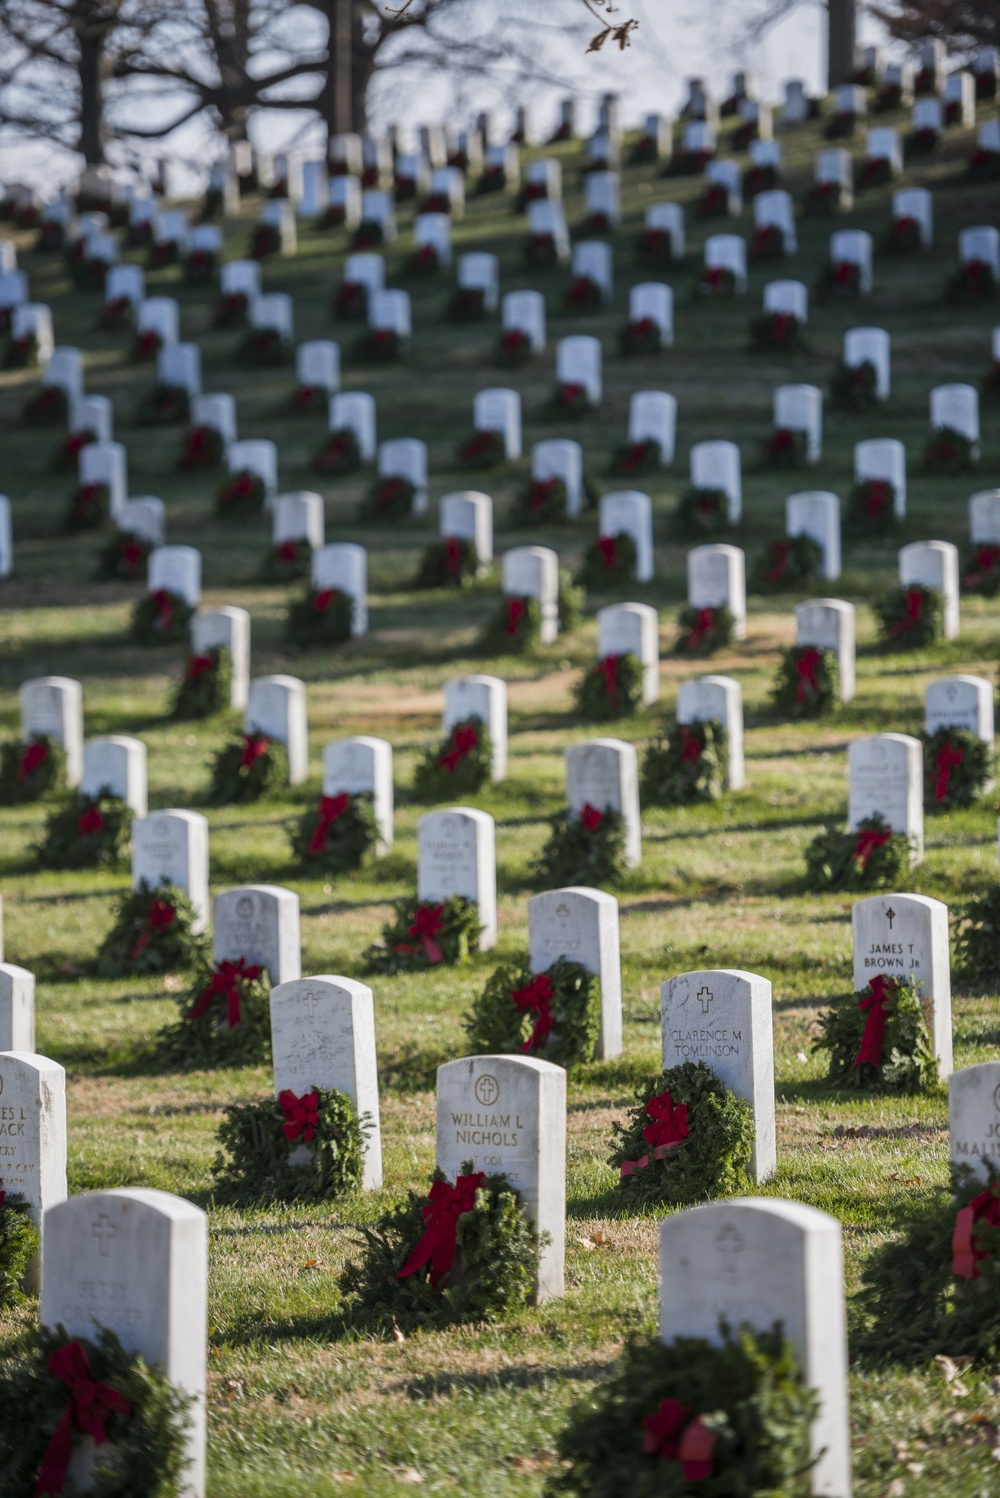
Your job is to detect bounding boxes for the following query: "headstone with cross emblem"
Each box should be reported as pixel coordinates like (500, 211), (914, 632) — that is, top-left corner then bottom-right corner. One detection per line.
(848, 733), (924, 863)
(213, 885), (301, 987)
(41, 1188), (207, 1497)
(0, 963), (35, 1051)
(322, 735), (394, 851)
(20, 676), (84, 788)
(948, 1062), (1000, 1181)
(131, 809), (210, 935)
(436, 1055), (565, 1302)
(852, 892), (952, 1076)
(659, 1199), (851, 1496)
(924, 675), (994, 761)
(565, 738), (642, 867)
(660, 969), (775, 1181)
(269, 976), (382, 1188)
(527, 887), (622, 1059)
(443, 675), (508, 781)
(0, 1051), (66, 1292)
(417, 807), (498, 950)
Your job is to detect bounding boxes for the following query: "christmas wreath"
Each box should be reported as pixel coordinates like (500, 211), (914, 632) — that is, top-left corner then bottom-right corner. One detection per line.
(95, 532), (152, 582)
(184, 246), (216, 282)
(761, 427), (808, 469)
(258, 538), (312, 584)
(363, 474), (416, 521)
(216, 469), (266, 517)
(132, 328), (162, 363)
(830, 358), (878, 410)
(630, 131), (662, 164)
(697, 265), (737, 297)
(65, 481), (109, 532)
(514, 476), (568, 523)
(922, 425), (976, 473)
(816, 259), (862, 299)
(536, 804), (627, 888)
(551, 1323), (818, 1498)
(611, 439), (663, 479)
(551, 381), (594, 418)
(242, 326), (289, 366)
(351, 221), (384, 251)
(636, 227), (680, 267)
(875, 80), (903, 109)
(575, 653), (644, 720)
(290, 790), (379, 874)
(581, 210), (612, 235)
(131, 589), (193, 646)
(749, 224), (786, 261)
(413, 717), (492, 800)
(846, 478), (897, 535)
(340, 1164), (540, 1329)
(496, 327), (534, 367)
(806, 179), (846, 216)
(366, 895), (481, 974)
(157, 956), (272, 1068)
(772, 646), (839, 718)
(565, 275), (603, 313)
(803, 814), (910, 892)
(414, 536), (480, 588)
(860, 156), (893, 190)
(945, 259), (996, 305)
(480, 594), (543, 654)
(0, 1190), (39, 1309)
(206, 733), (289, 804)
(96, 880), (204, 978)
(286, 586), (354, 649)
(619, 317), (663, 357)
(0, 735), (66, 806)
(748, 310), (803, 353)
(55, 428), (96, 469)
(36, 790), (132, 869)
(405, 243), (440, 277)
(465, 957), (601, 1068)
(0, 1325), (192, 1498)
(212, 290), (249, 327)
(334, 279), (368, 318)
(457, 429), (506, 469)
(670, 147), (712, 175)
(577, 532), (639, 590)
(290, 383), (326, 414)
(874, 584), (943, 649)
(744, 163), (779, 197)
(697, 182), (730, 219)
(23, 385), (67, 426)
(908, 125), (939, 155)
(674, 606), (735, 657)
(212, 1086), (366, 1203)
(171, 646), (232, 720)
(750, 535), (821, 592)
(968, 147), (1000, 182)
(922, 727), (991, 809)
(179, 424), (224, 469)
(315, 428), (361, 475)
(885, 214), (922, 255)
(134, 384), (190, 426)
(954, 887), (1000, 995)
(449, 286), (487, 322)
(642, 720), (727, 804)
(610, 1061), (754, 1208)
(675, 487), (730, 537)
(251, 223), (281, 259)
(962, 544), (1000, 595)
(813, 975), (937, 1093)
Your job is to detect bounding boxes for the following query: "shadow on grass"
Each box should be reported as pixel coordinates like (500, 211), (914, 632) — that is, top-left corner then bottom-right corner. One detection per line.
(400, 1361), (612, 1399)
(380, 1042), (452, 1093)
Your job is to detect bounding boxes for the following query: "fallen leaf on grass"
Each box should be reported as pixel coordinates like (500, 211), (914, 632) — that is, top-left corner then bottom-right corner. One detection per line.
(331, 1473), (356, 1484)
(507, 1450), (558, 1472)
(394, 1468), (423, 1484)
(796, 1051), (808, 1063)
(889, 1173), (922, 1186)
(392, 1320), (406, 1344)
(163, 974), (183, 992)
(905, 1464), (924, 1476)
(575, 1236), (596, 1251)
(885, 1481), (905, 1497)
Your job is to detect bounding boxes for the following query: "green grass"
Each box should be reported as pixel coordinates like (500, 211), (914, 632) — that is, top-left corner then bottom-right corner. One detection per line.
(1, 98), (1000, 1494)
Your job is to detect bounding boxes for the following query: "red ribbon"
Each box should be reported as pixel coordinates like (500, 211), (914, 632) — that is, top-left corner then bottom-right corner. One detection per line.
(186, 653), (215, 680)
(313, 588), (334, 614)
(795, 647), (822, 703)
(934, 741), (964, 803)
(504, 597), (526, 636)
(621, 1090), (689, 1175)
(278, 1089), (319, 1143)
(766, 539), (789, 580)
(685, 608), (715, 651)
(277, 541), (300, 562)
(854, 825), (891, 870)
(188, 958), (262, 1029)
(34, 1340), (131, 1497)
(890, 589), (925, 637)
(597, 534), (617, 570)
(129, 897), (176, 959)
(853, 974), (896, 1069)
(512, 974), (555, 1053)
(307, 792), (350, 855)
(18, 741), (49, 781)
(438, 725), (479, 773)
(395, 1171), (485, 1287)
(595, 654), (621, 707)
(964, 545), (1000, 589)
(642, 1397), (716, 1479)
(151, 588), (173, 634)
(76, 803), (105, 837)
(678, 726), (703, 763)
(952, 1184), (1000, 1279)
(444, 536), (463, 575)
(408, 904), (444, 964)
(241, 733), (269, 769)
(579, 802), (603, 831)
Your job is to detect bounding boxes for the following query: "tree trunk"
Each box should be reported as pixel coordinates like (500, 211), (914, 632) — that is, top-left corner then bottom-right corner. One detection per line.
(77, 22), (106, 163)
(827, 0), (857, 89)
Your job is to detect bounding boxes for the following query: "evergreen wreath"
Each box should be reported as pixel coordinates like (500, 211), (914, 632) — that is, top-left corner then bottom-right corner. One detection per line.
(413, 717), (493, 800)
(803, 814), (909, 892)
(610, 1061), (754, 1208)
(575, 653), (644, 721)
(922, 425), (976, 473)
(961, 544), (1000, 596)
(550, 1323), (818, 1498)
(179, 424), (224, 469)
(748, 310), (803, 353)
(846, 478), (897, 536)
(922, 727), (992, 809)
(551, 381), (593, 418)
(314, 427), (361, 475)
(812, 975), (938, 1093)
(885, 214), (922, 254)
(131, 589), (194, 646)
(636, 226), (680, 266)
(258, 538), (312, 584)
(340, 1163), (541, 1329)
(874, 584), (943, 649)
(480, 594), (543, 654)
(66, 481), (109, 532)
(363, 474), (416, 521)
(830, 357), (878, 410)
(496, 327), (534, 367)
(212, 1086), (366, 1203)
(36, 790), (133, 869)
(857, 1163), (1000, 1364)
(642, 720), (728, 804)
(449, 285), (487, 322)
(212, 290), (249, 327)
(22, 384), (67, 425)
(157, 956), (272, 1068)
(675, 488), (730, 538)
(576, 532), (639, 590)
(697, 265), (736, 297)
(457, 429), (506, 469)
(945, 259), (997, 305)
(464, 957), (601, 1068)
(414, 536), (480, 588)
(56, 427), (96, 469)
(134, 384), (190, 426)
(619, 317), (663, 356)
(0, 1325), (192, 1498)
(171, 646), (232, 719)
(96, 879), (205, 978)
(761, 427), (808, 470)
(698, 182), (730, 218)
(290, 789), (379, 874)
(366, 895), (481, 974)
(611, 439), (663, 479)
(536, 804), (627, 888)
(750, 535), (821, 592)
(817, 259), (862, 298)
(0, 735), (66, 806)
(333, 278), (368, 317)
(565, 275), (603, 313)
(286, 586), (354, 649)
(674, 606), (735, 657)
(405, 243), (440, 277)
(5, 331), (39, 369)
(95, 532), (153, 582)
(0, 1190), (39, 1310)
(356, 327), (403, 362)
(954, 887), (1000, 995)
(206, 733), (289, 804)
(242, 326), (288, 366)
(749, 224), (786, 260)
(772, 646), (839, 718)
(216, 469), (266, 517)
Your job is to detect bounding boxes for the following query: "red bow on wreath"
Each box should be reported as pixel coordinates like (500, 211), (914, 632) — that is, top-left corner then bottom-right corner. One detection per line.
(34, 1340), (132, 1497)
(129, 897), (176, 959)
(277, 541), (299, 563)
(596, 654), (621, 707)
(530, 477), (559, 511)
(512, 974), (555, 1053)
(678, 726), (703, 763)
(76, 803), (105, 837)
(395, 1171), (485, 1287)
(597, 534), (617, 570)
(934, 741), (964, 803)
(307, 792), (350, 855)
(278, 1088), (319, 1143)
(241, 733), (270, 769)
(188, 958), (262, 1029)
(504, 597), (526, 636)
(766, 539), (789, 580)
(438, 725), (479, 773)
(312, 588), (335, 614)
(444, 536), (463, 575)
(642, 1397), (716, 1479)
(890, 589), (925, 637)
(952, 1183), (1000, 1280)
(795, 647), (822, 703)
(151, 588), (173, 634)
(684, 608), (715, 651)
(579, 802), (604, 831)
(853, 974), (897, 1069)
(17, 741), (49, 781)
(854, 825), (891, 870)
(408, 904), (445, 964)
(621, 1090), (689, 1176)
(186, 653), (215, 680)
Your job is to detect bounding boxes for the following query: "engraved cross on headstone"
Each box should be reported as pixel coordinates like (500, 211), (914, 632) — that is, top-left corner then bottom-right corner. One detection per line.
(714, 1224), (744, 1272)
(299, 990), (322, 1019)
(885, 907), (896, 929)
(697, 986), (714, 1015)
(92, 1214), (116, 1257)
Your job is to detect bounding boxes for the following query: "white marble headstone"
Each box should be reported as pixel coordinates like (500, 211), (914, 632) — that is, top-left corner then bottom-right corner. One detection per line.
(855, 438), (906, 516)
(272, 492), (324, 550)
(444, 676), (507, 780)
(245, 676), (308, 784)
(20, 676), (83, 786)
(925, 675), (994, 744)
(502, 289), (546, 351)
(417, 807), (497, 949)
(899, 540), (960, 640)
(82, 735), (147, 816)
(131, 810), (210, 933)
(627, 391), (676, 465)
(786, 491), (840, 580)
(686, 545), (747, 639)
(312, 545), (367, 636)
(844, 327), (890, 399)
(191, 606), (250, 709)
(0, 1052), (66, 1290)
(852, 892), (952, 1075)
(328, 391), (376, 461)
(848, 734), (923, 861)
(678, 675), (745, 789)
(502, 546), (559, 644)
(949, 1062), (1000, 1181)
(565, 739), (641, 867)
(531, 440), (583, 516)
(774, 384), (822, 464)
(690, 440), (741, 522)
(597, 602), (659, 705)
(213, 885), (300, 985)
(0, 965), (34, 1053)
(440, 491), (493, 563)
(599, 491), (653, 582)
(473, 388), (521, 460)
(795, 599), (855, 702)
(149, 545), (201, 608)
(528, 887), (622, 1059)
(322, 736), (393, 851)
